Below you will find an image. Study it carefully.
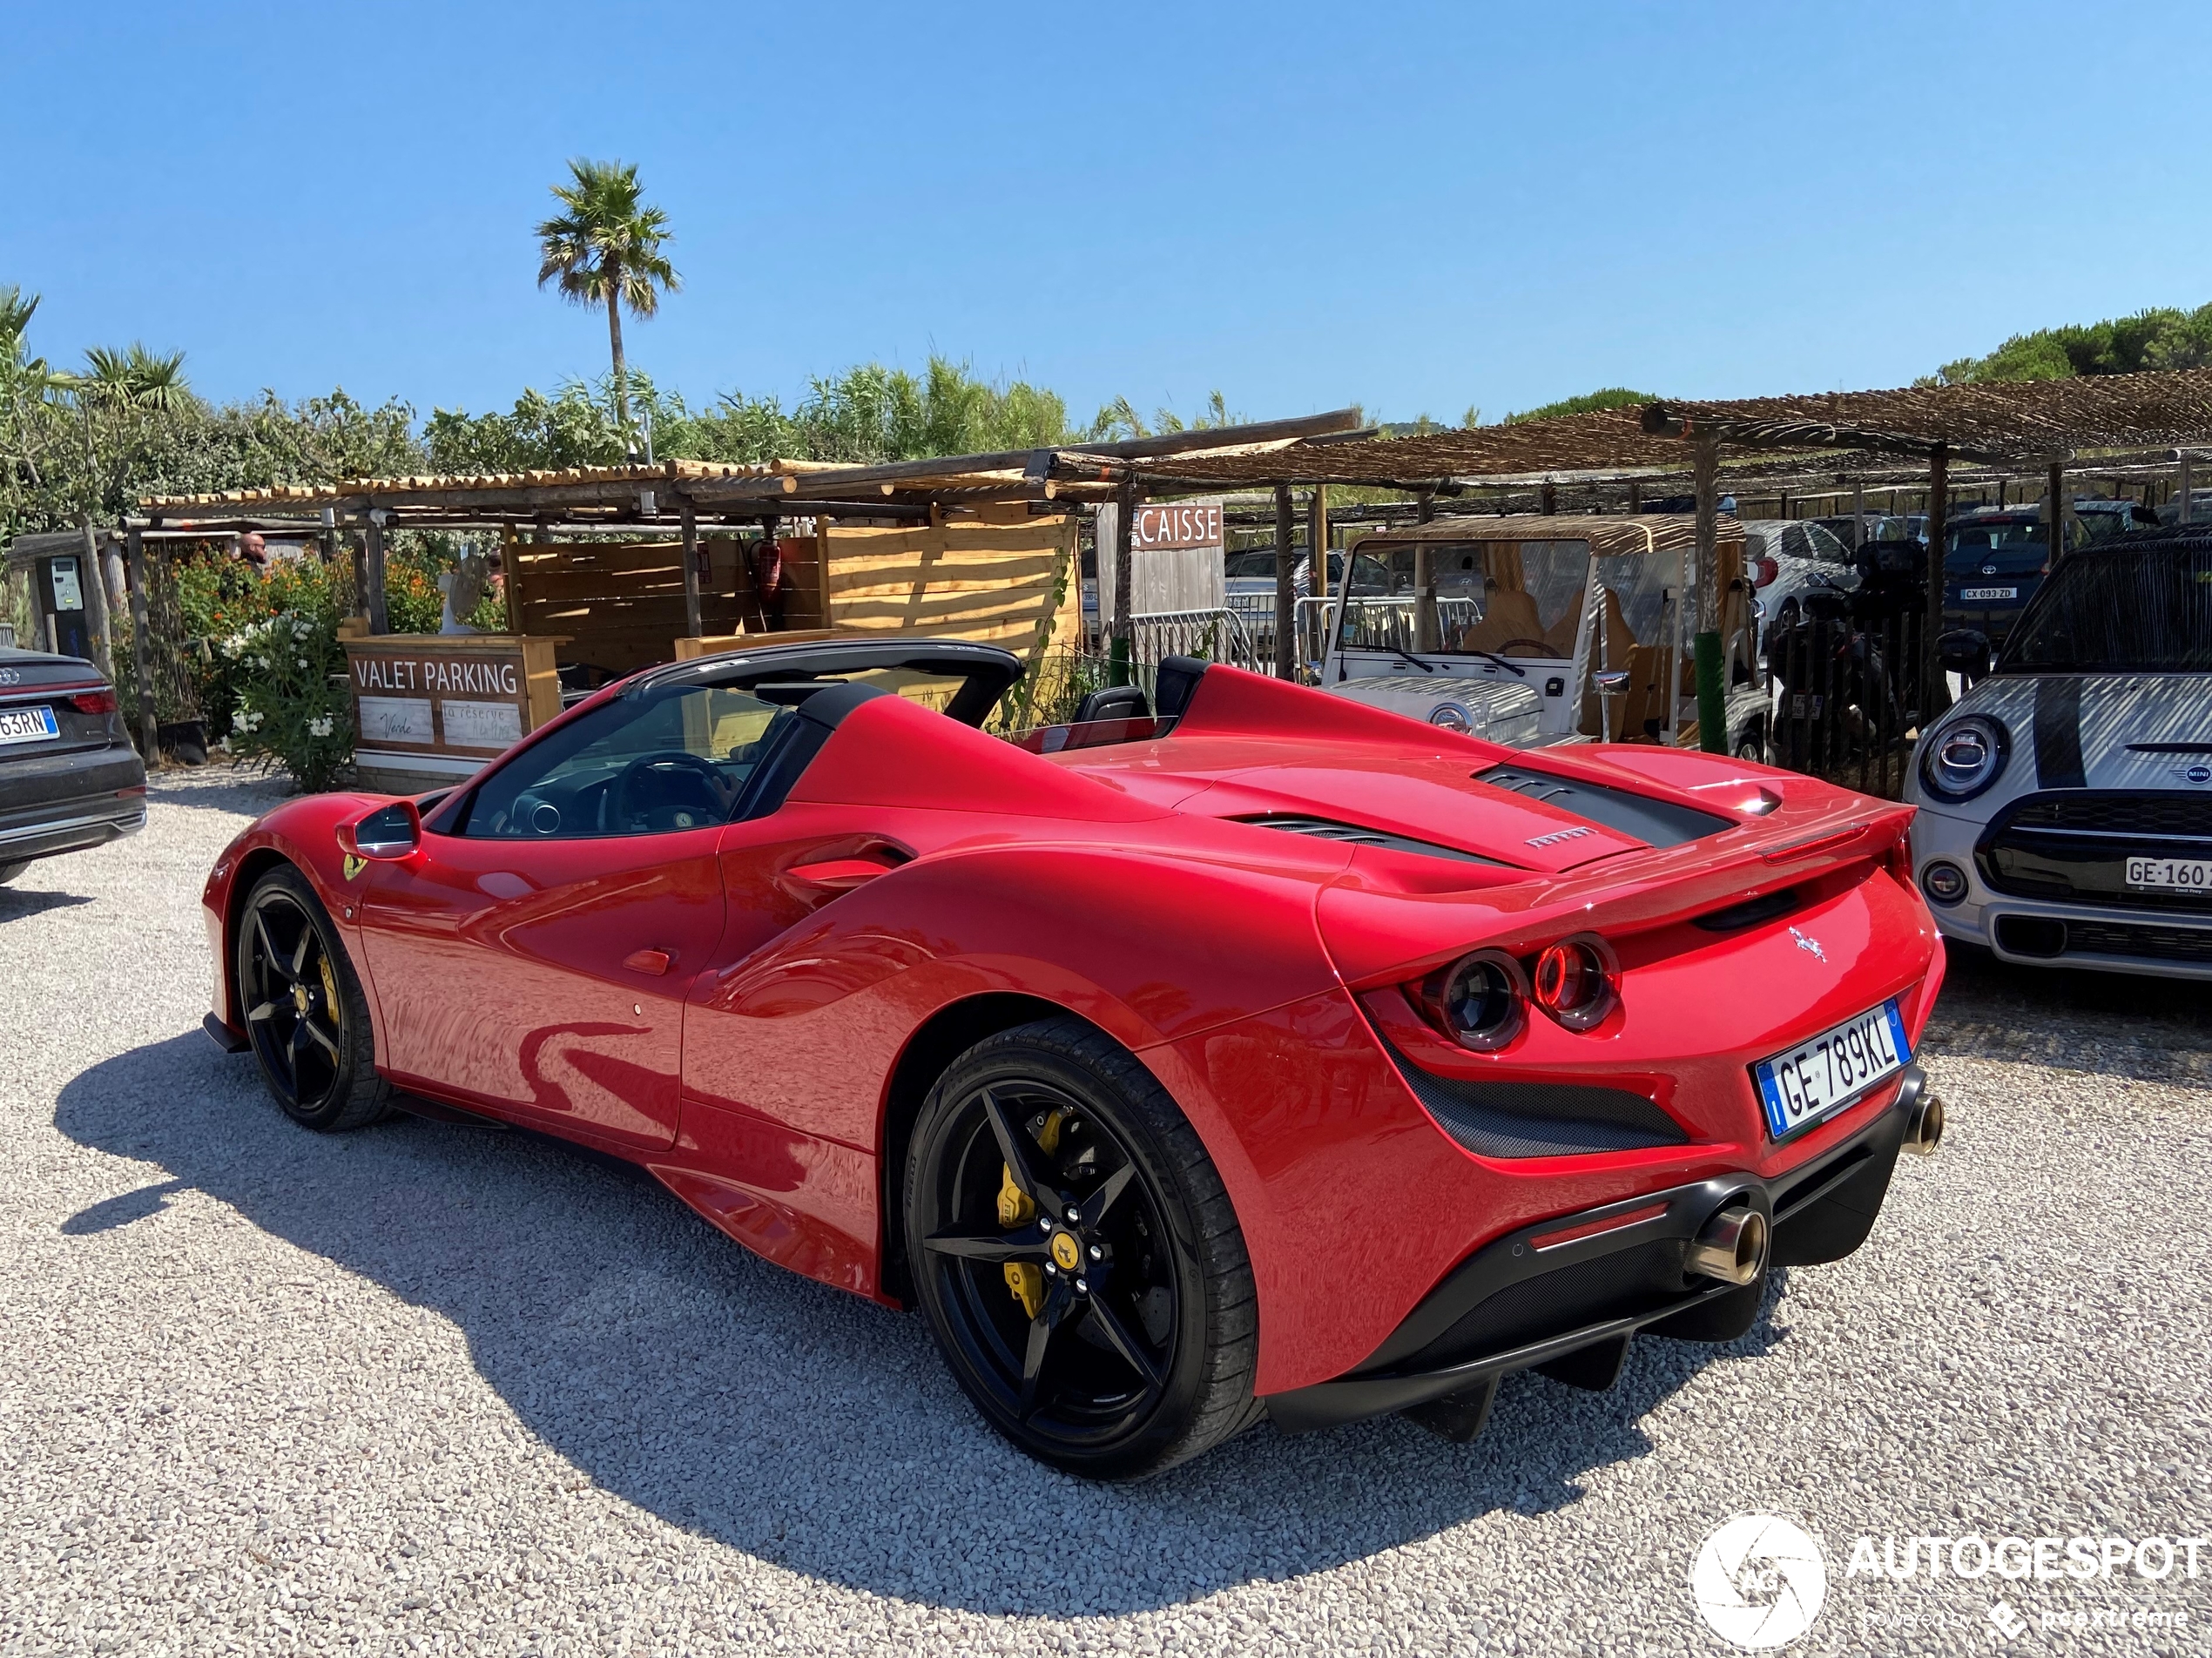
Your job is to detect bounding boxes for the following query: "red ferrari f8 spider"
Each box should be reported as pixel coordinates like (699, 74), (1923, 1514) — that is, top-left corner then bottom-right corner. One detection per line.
(203, 638), (1946, 1478)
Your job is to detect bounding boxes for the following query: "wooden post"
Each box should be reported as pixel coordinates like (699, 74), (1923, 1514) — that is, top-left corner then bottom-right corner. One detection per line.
(1111, 482), (1137, 686)
(1628, 479), (1642, 513)
(2180, 453), (2195, 526)
(1851, 481), (1865, 549)
(124, 527), (158, 760)
(2047, 461), (2066, 565)
(363, 513), (388, 635)
(1691, 435), (1725, 752)
(1925, 444), (1950, 719)
(1272, 483), (1296, 678)
(1413, 486), (1438, 655)
(1308, 486), (1330, 598)
(1540, 479), (1557, 516)
(679, 498), (703, 643)
(77, 516), (116, 683)
(502, 525), (524, 633)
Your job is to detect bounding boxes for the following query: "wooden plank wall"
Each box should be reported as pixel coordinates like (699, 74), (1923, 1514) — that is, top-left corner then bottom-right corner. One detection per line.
(821, 516), (1072, 657)
(507, 538), (742, 674)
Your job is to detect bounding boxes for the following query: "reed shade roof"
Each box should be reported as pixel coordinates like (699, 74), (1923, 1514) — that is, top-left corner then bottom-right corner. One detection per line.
(136, 411), (1369, 523)
(1144, 367), (2212, 491)
(1343, 512), (1737, 558)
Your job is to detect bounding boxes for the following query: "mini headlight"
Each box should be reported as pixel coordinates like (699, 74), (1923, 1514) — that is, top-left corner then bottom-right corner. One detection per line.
(1428, 701), (1474, 733)
(1413, 950), (1527, 1050)
(1920, 713), (2010, 802)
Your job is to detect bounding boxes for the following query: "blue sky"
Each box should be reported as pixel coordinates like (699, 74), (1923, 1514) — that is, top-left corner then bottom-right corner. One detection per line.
(8, 1), (2212, 430)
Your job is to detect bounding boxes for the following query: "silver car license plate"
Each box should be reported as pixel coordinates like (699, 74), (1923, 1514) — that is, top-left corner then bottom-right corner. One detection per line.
(1959, 585), (2018, 601)
(2127, 855), (2212, 893)
(1752, 999), (1910, 1141)
(0, 705), (59, 745)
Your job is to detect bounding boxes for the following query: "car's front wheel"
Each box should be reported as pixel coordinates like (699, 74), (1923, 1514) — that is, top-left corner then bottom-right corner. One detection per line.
(0, 859), (29, 886)
(903, 1016), (1261, 1479)
(235, 866), (392, 1132)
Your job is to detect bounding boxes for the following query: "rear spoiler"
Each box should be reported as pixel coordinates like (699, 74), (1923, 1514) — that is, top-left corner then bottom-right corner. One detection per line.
(1324, 800), (1917, 988)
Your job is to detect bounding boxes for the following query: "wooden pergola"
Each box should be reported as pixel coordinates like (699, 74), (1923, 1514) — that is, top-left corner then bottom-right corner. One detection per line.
(126, 366), (2212, 760)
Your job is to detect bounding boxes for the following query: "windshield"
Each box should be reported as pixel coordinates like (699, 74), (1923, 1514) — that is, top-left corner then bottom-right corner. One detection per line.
(2000, 546), (2212, 673)
(1334, 539), (1587, 657)
(1946, 517), (2069, 570)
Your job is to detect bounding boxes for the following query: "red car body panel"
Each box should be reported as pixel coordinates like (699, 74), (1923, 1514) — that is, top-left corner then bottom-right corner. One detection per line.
(203, 660), (1943, 1401)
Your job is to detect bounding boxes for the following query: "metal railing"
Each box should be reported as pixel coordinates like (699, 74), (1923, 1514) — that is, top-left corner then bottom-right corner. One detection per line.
(1128, 607), (1263, 690)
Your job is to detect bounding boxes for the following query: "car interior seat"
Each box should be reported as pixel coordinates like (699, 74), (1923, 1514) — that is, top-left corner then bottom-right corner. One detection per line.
(1457, 587), (1547, 656)
(1071, 684), (1150, 725)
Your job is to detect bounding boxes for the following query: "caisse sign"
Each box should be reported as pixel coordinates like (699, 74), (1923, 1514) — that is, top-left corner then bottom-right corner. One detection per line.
(1132, 502), (1224, 551)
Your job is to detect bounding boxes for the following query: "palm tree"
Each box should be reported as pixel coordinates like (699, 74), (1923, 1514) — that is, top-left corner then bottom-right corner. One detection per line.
(535, 158), (679, 448)
(63, 344), (191, 516)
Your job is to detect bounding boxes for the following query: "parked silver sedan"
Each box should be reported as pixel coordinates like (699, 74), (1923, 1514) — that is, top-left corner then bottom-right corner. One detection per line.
(1905, 533), (2212, 980)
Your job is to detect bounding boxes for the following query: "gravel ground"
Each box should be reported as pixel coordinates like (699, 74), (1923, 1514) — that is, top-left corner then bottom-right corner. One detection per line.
(3, 764), (2209, 1657)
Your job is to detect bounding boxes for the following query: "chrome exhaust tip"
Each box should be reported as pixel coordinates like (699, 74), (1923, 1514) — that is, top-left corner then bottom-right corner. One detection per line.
(1904, 1091), (1946, 1156)
(1685, 1205), (1769, 1286)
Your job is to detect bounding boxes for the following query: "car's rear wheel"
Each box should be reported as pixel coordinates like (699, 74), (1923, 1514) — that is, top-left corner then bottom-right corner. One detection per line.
(904, 1016), (1261, 1479)
(0, 859), (29, 886)
(236, 866), (392, 1132)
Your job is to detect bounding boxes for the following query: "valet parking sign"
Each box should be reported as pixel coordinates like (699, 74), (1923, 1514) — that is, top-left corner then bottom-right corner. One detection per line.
(1689, 1514), (2204, 1648)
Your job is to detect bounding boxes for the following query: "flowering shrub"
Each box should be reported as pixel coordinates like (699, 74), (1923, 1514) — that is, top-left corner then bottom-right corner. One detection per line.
(219, 606), (354, 792)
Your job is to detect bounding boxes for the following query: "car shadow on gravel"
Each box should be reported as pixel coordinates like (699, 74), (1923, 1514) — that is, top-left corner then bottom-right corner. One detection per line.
(57, 1030), (1779, 1618)
(0, 886), (96, 921)
(1923, 945), (2212, 1087)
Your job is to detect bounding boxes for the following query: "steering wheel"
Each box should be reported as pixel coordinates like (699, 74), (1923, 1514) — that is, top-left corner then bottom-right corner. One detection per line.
(612, 751), (730, 832)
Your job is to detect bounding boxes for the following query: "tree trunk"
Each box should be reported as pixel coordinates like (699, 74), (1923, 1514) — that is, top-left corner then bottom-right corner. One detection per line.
(604, 276), (630, 443)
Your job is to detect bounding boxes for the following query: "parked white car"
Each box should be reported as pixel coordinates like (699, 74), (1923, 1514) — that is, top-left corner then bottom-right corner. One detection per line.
(1906, 533), (2212, 980)
(1315, 513), (1769, 752)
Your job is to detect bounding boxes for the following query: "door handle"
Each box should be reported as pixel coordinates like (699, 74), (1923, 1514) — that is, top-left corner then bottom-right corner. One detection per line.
(623, 948), (674, 975)
(786, 858), (894, 891)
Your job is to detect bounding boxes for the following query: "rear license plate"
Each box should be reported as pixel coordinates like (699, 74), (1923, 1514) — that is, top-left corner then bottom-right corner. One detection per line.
(1753, 999), (1910, 1141)
(0, 705), (59, 745)
(2127, 855), (2212, 893)
(1960, 585), (2018, 601)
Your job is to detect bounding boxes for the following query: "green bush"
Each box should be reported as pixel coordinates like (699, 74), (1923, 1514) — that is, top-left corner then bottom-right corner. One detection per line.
(218, 598), (353, 792)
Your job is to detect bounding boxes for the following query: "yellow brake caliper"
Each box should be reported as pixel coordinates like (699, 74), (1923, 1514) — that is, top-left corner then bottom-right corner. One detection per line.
(998, 1109), (1062, 1319)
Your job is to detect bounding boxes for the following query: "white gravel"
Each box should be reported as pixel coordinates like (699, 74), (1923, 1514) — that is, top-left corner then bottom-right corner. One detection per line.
(3, 764), (2209, 1657)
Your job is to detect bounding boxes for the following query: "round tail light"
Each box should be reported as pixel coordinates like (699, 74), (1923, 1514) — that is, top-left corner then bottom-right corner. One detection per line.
(1532, 938), (1615, 1030)
(1413, 950), (1527, 1051)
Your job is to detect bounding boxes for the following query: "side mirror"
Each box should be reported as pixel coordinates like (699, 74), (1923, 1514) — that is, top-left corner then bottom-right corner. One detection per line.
(337, 799), (421, 862)
(1938, 629), (1991, 677)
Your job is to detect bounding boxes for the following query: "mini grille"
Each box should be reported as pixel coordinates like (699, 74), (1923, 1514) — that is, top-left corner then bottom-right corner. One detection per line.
(2061, 920), (2212, 964)
(2003, 792), (2212, 839)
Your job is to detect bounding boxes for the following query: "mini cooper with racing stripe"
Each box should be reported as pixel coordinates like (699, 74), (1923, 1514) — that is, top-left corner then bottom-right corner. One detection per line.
(202, 640), (1947, 1478)
(1911, 529), (2212, 981)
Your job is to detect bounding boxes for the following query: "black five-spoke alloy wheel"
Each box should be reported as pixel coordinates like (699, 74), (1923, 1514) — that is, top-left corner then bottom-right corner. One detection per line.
(905, 1017), (1261, 1479)
(237, 866), (391, 1131)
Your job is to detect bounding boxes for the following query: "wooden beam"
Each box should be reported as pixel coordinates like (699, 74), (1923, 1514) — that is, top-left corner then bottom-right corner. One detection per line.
(1692, 435), (1724, 752)
(2048, 460), (2067, 563)
(77, 517), (116, 684)
(1309, 485), (1330, 600)
(124, 528), (158, 760)
(363, 516), (388, 635)
(679, 500), (703, 642)
(1111, 484), (1137, 686)
(1925, 444), (1950, 718)
(1274, 484), (1297, 677)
